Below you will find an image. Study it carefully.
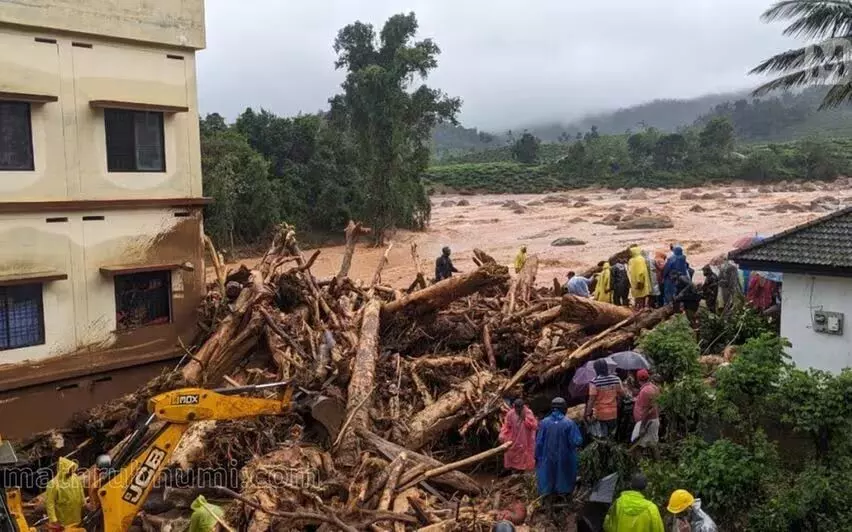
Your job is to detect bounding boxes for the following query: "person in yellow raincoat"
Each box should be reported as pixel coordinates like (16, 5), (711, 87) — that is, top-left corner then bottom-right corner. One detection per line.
(189, 495), (225, 532)
(45, 456), (85, 529)
(628, 246), (651, 309)
(594, 262), (613, 303)
(514, 246), (527, 274)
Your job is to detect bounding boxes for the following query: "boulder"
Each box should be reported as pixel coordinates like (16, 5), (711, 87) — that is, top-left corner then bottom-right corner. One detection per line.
(801, 182), (818, 192)
(527, 200), (544, 207)
(768, 200), (807, 213)
(701, 191), (727, 200)
(542, 194), (573, 204)
(680, 191), (701, 200)
(616, 215), (674, 230)
(757, 186), (773, 194)
(595, 213), (623, 225)
(626, 190), (649, 200)
(569, 217), (586, 223)
(551, 237), (587, 247)
(502, 200), (525, 210)
(632, 206), (652, 217)
(440, 200), (456, 207)
(457, 199), (470, 206)
(574, 201), (589, 208)
(689, 204), (706, 213)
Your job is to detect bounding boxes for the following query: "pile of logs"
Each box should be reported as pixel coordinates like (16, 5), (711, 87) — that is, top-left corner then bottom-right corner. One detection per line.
(20, 222), (674, 531)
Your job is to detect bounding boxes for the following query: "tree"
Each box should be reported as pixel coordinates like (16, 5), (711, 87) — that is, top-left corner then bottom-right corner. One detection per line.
(652, 133), (688, 170)
(511, 132), (541, 163)
(751, 0), (852, 109)
(699, 117), (734, 161)
(331, 13), (460, 243)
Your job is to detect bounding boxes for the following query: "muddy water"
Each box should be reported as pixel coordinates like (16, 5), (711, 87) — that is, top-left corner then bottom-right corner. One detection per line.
(226, 180), (851, 286)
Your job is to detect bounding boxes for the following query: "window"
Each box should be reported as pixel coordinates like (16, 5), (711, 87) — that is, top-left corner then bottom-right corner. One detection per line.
(114, 270), (171, 331)
(0, 284), (45, 350)
(0, 102), (34, 171)
(104, 109), (165, 172)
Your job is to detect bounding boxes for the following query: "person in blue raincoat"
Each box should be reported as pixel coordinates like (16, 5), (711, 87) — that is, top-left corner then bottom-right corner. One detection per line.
(662, 246), (690, 304)
(535, 397), (583, 502)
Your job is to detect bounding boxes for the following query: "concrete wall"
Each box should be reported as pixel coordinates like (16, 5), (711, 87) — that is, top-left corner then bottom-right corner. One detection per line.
(0, 0), (205, 49)
(0, 209), (203, 366)
(780, 273), (852, 373)
(0, 26), (203, 201)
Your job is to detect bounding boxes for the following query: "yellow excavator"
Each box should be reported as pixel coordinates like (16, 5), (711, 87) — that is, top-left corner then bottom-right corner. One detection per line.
(2, 381), (292, 532)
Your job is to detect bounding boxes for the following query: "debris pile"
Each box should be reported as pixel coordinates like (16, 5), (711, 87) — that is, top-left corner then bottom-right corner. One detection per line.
(20, 223), (674, 531)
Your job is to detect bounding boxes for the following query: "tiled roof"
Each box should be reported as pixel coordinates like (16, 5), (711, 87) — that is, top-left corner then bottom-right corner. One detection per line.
(730, 206), (852, 269)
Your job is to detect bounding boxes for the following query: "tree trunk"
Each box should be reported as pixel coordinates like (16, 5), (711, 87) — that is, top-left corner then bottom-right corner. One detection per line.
(356, 429), (481, 496)
(560, 295), (634, 327)
(517, 254), (539, 303)
(337, 300), (381, 466)
(337, 221), (371, 279)
(382, 263), (509, 320)
(406, 371), (494, 450)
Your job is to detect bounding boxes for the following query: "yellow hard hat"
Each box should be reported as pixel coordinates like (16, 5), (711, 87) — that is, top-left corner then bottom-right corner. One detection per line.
(667, 489), (695, 514)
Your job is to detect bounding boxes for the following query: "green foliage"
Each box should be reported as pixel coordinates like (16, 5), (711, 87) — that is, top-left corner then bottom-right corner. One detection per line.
(773, 368), (852, 457)
(697, 304), (776, 353)
(637, 315), (700, 382)
(657, 376), (716, 440)
(511, 132), (541, 163)
(331, 12), (459, 242)
(423, 162), (560, 194)
(578, 440), (637, 491)
(698, 117), (734, 162)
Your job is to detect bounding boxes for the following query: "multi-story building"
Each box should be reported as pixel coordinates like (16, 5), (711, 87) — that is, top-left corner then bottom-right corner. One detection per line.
(0, 0), (207, 437)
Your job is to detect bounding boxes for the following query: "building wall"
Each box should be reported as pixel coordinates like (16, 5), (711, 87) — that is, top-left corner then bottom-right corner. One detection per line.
(0, 25), (203, 201)
(780, 273), (852, 373)
(0, 0), (205, 50)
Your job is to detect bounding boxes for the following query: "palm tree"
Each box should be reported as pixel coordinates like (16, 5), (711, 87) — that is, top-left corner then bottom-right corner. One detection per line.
(751, 0), (852, 108)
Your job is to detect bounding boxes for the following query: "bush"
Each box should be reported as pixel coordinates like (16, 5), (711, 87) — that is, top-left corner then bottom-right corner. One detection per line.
(637, 315), (700, 382)
(698, 304), (776, 354)
(657, 376), (716, 440)
(578, 439), (637, 491)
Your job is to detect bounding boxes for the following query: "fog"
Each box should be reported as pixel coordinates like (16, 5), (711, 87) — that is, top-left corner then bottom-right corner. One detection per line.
(197, 0), (797, 130)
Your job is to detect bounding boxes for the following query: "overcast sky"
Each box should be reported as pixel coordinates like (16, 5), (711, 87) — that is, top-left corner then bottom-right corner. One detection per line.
(197, 0), (799, 131)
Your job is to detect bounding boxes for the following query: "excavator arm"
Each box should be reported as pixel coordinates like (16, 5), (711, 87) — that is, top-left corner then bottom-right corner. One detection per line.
(74, 381), (292, 532)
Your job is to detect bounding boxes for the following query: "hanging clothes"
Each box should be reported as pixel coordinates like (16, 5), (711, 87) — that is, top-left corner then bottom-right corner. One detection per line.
(535, 409), (583, 496)
(594, 262), (614, 303)
(498, 406), (538, 471)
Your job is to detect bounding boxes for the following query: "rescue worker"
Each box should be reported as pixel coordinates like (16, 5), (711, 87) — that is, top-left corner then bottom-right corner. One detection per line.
(663, 246), (690, 303)
(628, 246), (651, 309)
(189, 495), (225, 532)
(86, 454), (112, 511)
(45, 457), (85, 530)
(643, 250), (660, 308)
(701, 266), (719, 314)
(535, 397), (583, 503)
(611, 261), (631, 307)
(565, 272), (593, 298)
(667, 490), (718, 532)
(672, 272), (701, 328)
(514, 246), (528, 274)
(603, 473), (664, 532)
(594, 262), (614, 303)
(435, 246), (459, 282)
(498, 398), (538, 474)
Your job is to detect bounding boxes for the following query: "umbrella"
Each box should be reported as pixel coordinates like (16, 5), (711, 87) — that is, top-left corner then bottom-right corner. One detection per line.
(569, 359), (617, 398)
(607, 351), (651, 371)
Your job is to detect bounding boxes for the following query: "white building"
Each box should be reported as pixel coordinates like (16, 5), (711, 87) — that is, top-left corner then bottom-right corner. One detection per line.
(731, 207), (852, 373)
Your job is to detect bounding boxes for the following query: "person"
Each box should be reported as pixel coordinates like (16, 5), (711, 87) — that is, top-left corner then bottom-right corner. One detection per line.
(86, 454), (112, 511)
(701, 266), (719, 314)
(643, 250), (660, 308)
(631, 369), (660, 458)
(672, 272), (701, 328)
(612, 261), (631, 307)
(628, 246), (651, 309)
(585, 359), (626, 439)
(667, 490), (718, 532)
(535, 397), (583, 501)
(594, 262), (614, 303)
(662, 246), (690, 304)
(492, 521), (516, 532)
(603, 473), (665, 532)
(189, 494), (225, 532)
(514, 246), (527, 274)
(746, 273), (776, 312)
(718, 260), (741, 315)
(45, 457), (86, 530)
(565, 272), (592, 298)
(498, 398), (538, 474)
(435, 246), (459, 282)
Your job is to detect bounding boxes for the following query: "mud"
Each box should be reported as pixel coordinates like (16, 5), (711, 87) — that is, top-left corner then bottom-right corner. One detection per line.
(222, 180), (852, 287)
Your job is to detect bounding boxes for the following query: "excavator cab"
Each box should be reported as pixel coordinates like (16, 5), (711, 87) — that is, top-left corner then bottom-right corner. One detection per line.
(0, 439), (33, 532)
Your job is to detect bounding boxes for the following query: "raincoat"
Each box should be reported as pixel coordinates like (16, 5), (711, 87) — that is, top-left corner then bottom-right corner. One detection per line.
(514, 248), (527, 274)
(643, 251), (660, 297)
(498, 406), (538, 471)
(628, 247), (651, 299)
(718, 260), (741, 313)
(674, 500), (718, 532)
(534, 409), (583, 496)
(603, 490), (665, 532)
(663, 246), (690, 303)
(189, 495), (225, 532)
(594, 262), (613, 303)
(45, 457), (85, 527)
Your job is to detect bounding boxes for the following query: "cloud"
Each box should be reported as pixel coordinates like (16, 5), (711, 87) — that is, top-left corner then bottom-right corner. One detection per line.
(197, 0), (798, 130)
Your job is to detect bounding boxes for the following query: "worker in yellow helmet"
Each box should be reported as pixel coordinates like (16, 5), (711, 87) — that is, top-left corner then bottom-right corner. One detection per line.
(514, 246), (528, 274)
(45, 457), (85, 530)
(667, 490), (717, 532)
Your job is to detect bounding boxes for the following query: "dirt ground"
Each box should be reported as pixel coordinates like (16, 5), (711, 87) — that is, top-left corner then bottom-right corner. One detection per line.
(218, 180), (851, 286)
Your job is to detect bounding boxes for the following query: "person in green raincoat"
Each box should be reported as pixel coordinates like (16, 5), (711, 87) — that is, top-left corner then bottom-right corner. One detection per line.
(45, 456), (85, 529)
(189, 495), (225, 532)
(603, 473), (664, 532)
